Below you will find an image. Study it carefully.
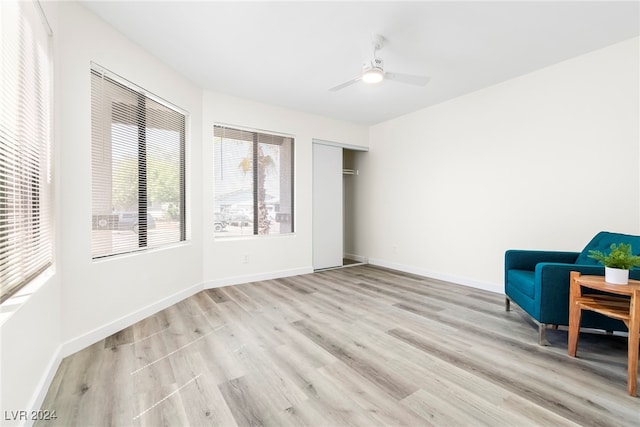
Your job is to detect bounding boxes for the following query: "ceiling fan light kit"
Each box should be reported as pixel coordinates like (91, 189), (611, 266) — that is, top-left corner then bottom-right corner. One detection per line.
(362, 67), (384, 84)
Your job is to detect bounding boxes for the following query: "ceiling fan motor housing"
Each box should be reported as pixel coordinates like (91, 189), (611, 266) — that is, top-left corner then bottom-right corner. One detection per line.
(364, 57), (384, 72)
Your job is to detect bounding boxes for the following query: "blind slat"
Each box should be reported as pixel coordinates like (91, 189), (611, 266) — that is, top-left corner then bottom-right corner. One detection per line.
(213, 125), (294, 238)
(0, 0), (52, 303)
(91, 66), (187, 258)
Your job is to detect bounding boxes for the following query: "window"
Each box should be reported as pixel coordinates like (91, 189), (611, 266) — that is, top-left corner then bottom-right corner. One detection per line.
(91, 66), (186, 258)
(0, 1), (52, 303)
(214, 125), (294, 237)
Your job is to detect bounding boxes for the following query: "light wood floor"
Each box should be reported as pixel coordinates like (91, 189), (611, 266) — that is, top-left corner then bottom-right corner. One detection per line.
(38, 265), (639, 426)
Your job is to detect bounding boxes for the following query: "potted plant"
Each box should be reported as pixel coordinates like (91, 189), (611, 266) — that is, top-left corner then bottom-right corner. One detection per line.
(588, 243), (640, 284)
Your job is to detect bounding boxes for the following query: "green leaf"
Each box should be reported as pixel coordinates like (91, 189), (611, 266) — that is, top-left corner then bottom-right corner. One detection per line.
(587, 243), (640, 270)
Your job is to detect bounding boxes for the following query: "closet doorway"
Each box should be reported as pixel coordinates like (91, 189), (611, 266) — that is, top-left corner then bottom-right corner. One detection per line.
(312, 140), (367, 270)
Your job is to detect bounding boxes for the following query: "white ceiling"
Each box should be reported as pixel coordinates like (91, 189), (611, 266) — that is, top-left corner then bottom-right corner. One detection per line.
(80, 1), (639, 125)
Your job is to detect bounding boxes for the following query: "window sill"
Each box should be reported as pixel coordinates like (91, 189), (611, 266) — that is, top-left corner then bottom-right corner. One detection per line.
(0, 267), (56, 327)
(213, 233), (296, 242)
(91, 240), (192, 263)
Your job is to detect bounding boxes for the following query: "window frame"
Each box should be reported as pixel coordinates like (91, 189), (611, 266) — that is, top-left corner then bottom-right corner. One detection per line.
(213, 124), (295, 238)
(90, 65), (188, 259)
(0, 0), (53, 303)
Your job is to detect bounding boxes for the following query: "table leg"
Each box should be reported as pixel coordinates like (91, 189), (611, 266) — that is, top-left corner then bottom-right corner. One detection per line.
(568, 272), (582, 357)
(627, 290), (639, 396)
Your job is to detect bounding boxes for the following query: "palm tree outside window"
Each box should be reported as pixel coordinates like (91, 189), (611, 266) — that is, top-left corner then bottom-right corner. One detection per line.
(214, 125), (294, 237)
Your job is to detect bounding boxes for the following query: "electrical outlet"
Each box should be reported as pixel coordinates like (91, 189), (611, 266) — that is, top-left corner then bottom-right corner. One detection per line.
(392, 245), (398, 254)
(242, 253), (249, 264)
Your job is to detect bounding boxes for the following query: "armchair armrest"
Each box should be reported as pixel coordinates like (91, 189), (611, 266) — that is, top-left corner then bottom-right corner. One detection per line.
(534, 263), (604, 323)
(505, 250), (579, 271)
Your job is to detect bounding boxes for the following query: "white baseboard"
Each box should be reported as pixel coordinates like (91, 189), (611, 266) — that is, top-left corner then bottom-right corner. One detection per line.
(25, 261), (494, 426)
(24, 282), (203, 427)
(60, 282), (203, 358)
(343, 253), (367, 263)
(43, 267), (311, 415)
(368, 258), (503, 294)
(58, 266), (313, 357)
(24, 344), (64, 427)
(204, 266), (313, 289)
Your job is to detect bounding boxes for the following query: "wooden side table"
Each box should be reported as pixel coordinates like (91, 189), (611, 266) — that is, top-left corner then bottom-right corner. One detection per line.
(568, 271), (640, 396)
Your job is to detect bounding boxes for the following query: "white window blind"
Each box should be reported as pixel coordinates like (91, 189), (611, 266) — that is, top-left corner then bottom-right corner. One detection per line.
(0, 0), (52, 303)
(91, 66), (186, 258)
(214, 125), (294, 237)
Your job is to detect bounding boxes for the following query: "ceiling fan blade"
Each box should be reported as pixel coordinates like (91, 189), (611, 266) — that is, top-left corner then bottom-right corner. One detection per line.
(329, 76), (361, 92)
(385, 72), (431, 87)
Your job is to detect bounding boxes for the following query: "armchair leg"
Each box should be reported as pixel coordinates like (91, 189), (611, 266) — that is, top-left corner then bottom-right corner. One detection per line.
(505, 297), (511, 312)
(539, 323), (548, 346)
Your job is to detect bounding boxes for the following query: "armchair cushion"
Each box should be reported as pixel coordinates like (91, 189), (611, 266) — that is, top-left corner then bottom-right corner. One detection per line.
(574, 231), (640, 265)
(505, 250), (578, 271)
(506, 270), (535, 299)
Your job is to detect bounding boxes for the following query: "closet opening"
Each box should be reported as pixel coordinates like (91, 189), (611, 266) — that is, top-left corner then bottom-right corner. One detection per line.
(312, 140), (367, 271)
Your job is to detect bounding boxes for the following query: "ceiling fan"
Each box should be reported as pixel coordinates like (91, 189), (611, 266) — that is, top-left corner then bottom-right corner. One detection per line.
(329, 34), (430, 92)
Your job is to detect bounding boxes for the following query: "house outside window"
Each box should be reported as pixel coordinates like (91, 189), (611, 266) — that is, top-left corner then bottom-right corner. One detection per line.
(214, 125), (294, 237)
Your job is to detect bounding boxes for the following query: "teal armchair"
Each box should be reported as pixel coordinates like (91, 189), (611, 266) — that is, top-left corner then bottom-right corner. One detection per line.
(505, 231), (639, 344)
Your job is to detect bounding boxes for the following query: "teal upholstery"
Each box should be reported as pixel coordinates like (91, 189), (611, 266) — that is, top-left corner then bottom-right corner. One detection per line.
(505, 231), (640, 338)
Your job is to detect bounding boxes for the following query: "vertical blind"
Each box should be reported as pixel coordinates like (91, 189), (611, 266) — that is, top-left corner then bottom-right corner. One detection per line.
(214, 125), (294, 237)
(91, 66), (186, 258)
(0, 1), (52, 303)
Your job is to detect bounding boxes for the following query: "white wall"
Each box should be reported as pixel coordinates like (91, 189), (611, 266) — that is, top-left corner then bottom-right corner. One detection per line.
(363, 37), (640, 292)
(0, 273), (61, 427)
(3, 1), (635, 421)
(1, 2), (368, 421)
(202, 92), (368, 285)
(1, 3), (62, 423)
(4, 0), (205, 418)
(54, 1), (204, 350)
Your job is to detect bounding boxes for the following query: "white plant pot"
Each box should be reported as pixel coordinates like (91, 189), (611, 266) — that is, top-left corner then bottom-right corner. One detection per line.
(605, 267), (629, 285)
